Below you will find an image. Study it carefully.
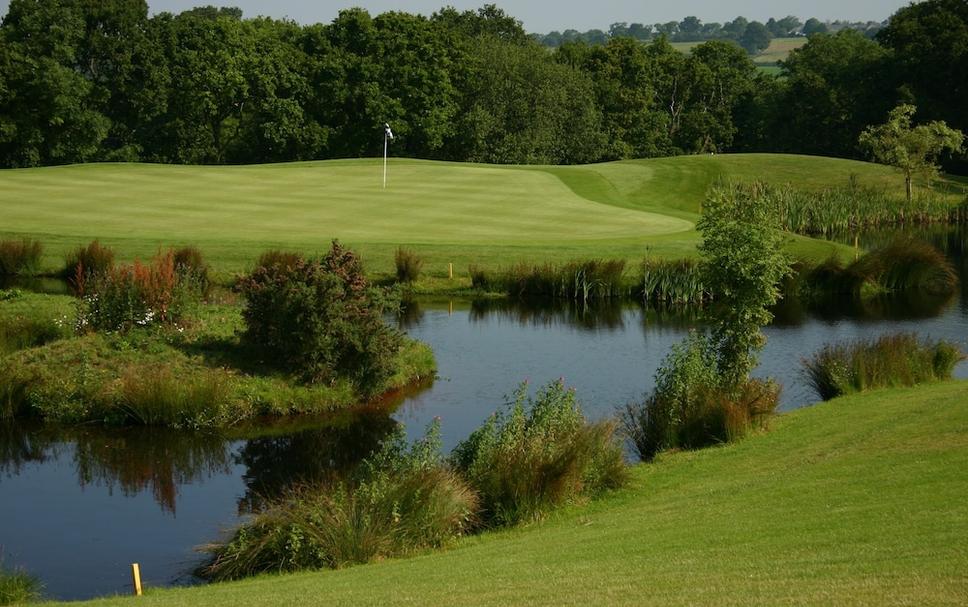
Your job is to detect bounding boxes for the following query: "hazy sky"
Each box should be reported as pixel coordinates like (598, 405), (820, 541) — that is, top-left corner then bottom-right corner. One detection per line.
(0, 1), (913, 32)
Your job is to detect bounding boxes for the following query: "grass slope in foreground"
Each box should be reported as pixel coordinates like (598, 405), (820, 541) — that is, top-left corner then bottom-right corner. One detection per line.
(0, 154), (922, 275)
(69, 381), (968, 606)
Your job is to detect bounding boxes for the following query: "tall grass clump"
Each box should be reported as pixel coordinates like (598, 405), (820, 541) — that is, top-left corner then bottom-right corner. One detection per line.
(638, 258), (708, 305)
(173, 245), (211, 294)
(803, 333), (964, 401)
(78, 250), (203, 332)
(0, 318), (65, 355)
(0, 238), (43, 276)
(451, 380), (627, 527)
(200, 422), (478, 581)
(0, 561), (41, 606)
(850, 238), (959, 295)
(237, 241), (403, 393)
(800, 239), (959, 297)
(255, 249), (304, 271)
(64, 240), (115, 292)
(621, 333), (780, 461)
(112, 366), (236, 429)
(394, 247), (423, 283)
(468, 259), (627, 301)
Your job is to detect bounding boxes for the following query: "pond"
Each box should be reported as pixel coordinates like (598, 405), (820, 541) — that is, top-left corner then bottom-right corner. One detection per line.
(1, 227), (966, 600)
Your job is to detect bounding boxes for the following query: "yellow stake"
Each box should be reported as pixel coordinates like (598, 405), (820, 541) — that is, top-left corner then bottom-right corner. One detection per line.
(131, 563), (143, 597)
(448, 263), (453, 279)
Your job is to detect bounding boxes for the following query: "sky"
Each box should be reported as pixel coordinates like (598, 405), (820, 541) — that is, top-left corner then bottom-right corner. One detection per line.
(0, 1), (913, 32)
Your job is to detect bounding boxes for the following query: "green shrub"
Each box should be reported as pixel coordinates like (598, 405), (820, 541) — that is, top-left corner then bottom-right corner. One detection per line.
(803, 333), (965, 401)
(64, 240), (115, 292)
(237, 241), (403, 393)
(0, 562), (41, 606)
(200, 422), (478, 580)
(452, 380), (627, 527)
(0, 238), (43, 276)
(394, 247), (423, 283)
(78, 250), (202, 332)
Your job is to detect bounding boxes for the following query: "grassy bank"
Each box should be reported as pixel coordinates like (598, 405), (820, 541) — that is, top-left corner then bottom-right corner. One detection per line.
(0, 291), (434, 427)
(59, 380), (968, 606)
(3, 154), (950, 282)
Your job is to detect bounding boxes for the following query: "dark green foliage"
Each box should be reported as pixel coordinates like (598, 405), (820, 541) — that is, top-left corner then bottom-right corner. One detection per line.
(237, 241), (403, 393)
(64, 239), (115, 291)
(698, 182), (791, 387)
(0, 317), (65, 355)
(451, 380), (627, 527)
(803, 333), (964, 400)
(394, 247), (423, 283)
(620, 333), (780, 461)
(200, 422), (478, 580)
(0, 562), (41, 606)
(0, 238), (43, 276)
(468, 259), (627, 301)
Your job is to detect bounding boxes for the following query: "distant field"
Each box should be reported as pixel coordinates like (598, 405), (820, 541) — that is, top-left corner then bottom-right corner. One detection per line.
(0, 154), (925, 276)
(672, 36), (805, 70)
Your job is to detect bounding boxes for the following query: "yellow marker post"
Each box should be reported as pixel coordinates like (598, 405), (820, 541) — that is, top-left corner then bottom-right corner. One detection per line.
(448, 263), (453, 279)
(131, 563), (143, 597)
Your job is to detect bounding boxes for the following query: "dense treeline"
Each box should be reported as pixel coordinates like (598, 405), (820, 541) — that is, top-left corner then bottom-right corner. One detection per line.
(533, 15), (886, 51)
(0, 0), (965, 170)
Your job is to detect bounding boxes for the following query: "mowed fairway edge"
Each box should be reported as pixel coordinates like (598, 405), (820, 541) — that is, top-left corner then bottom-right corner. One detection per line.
(66, 381), (968, 607)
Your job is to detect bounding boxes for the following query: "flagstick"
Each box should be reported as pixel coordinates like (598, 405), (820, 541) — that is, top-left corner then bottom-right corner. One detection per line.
(383, 132), (388, 189)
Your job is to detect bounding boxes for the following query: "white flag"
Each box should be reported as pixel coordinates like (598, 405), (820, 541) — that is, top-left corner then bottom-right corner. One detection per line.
(385, 123), (394, 139)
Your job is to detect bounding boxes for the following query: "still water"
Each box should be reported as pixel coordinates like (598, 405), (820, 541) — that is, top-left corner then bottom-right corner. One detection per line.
(1, 228), (966, 600)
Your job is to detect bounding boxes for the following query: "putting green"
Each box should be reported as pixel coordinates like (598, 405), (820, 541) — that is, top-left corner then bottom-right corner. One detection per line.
(0, 159), (690, 245)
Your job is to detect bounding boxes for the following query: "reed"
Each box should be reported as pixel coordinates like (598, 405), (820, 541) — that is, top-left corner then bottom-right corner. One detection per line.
(637, 258), (708, 305)
(468, 259), (627, 301)
(0, 238), (43, 276)
(765, 181), (963, 236)
(803, 333), (964, 401)
(113, 365), (236, 429)
(64, 240), (116, 292)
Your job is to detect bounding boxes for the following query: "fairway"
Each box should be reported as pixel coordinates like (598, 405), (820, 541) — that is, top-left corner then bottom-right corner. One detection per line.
(0, 154), (917, 273)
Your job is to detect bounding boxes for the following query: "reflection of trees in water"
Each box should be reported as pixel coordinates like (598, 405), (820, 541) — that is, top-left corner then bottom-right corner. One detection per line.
(0, 423), (232, 515)
(0, 422), (57, 476)
(71, 428), (233, 515)
(467, 298), (630, 331)
(235, 411), (397, 514)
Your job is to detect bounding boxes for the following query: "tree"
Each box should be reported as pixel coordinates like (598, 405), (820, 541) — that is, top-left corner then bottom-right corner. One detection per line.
(858, 104), (964, 202)
(696, 183), (790, 387)
(740, 21), (772, 54)
(802, 18), (828, 35)
(877, 0), (968, 172)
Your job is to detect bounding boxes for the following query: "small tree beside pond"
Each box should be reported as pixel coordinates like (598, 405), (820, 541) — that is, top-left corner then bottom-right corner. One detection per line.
(623, 182), (790, 460)
(859, 104), (964, 203)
